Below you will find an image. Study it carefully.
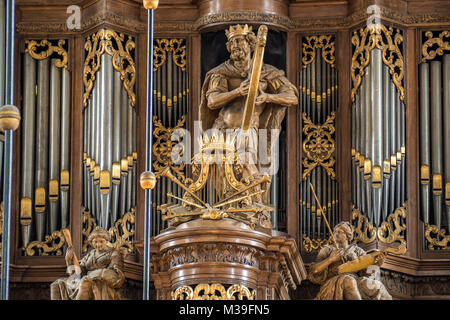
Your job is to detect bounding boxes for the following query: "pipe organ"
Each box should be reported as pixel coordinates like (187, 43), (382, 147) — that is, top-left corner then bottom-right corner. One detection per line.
(299, 35), (339, 253)
(350, 24), (407, 245)
(82, 29), (137, 248)
(420, 30), (450, 250)
(20, 40), (71, 255)
(151, 38), (188, 236)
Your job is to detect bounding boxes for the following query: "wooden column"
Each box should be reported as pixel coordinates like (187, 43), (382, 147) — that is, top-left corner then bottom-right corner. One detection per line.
(405, 27), (419, 259)
(336, 29), (351, 222)
(286, 31), (299, 240)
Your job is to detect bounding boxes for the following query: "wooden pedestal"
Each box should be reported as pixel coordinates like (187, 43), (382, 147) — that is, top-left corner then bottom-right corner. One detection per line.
(151, 219), (307, 300)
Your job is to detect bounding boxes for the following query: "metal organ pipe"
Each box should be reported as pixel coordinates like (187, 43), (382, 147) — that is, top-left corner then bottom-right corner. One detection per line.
(371, 49), (383, 226)
(100, 54), (113, 229)
(382, 64), (391, 221)
(111, 69), (122, 226)
(443, 54), (450, 229)
(48, 59), (61, 232)
(34, 59), (50, 241)
(430, 60), (443, 229)
(20, 53), (36, 248)
(420, 62), (431, 224)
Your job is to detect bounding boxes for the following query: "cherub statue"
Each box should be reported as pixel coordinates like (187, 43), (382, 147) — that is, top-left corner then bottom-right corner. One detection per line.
(308, 221), (392, 300)
(50, 227), (126, 300)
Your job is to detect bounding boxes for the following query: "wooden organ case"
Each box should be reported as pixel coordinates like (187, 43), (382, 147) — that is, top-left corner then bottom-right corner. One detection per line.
(1, 0), (450, 300)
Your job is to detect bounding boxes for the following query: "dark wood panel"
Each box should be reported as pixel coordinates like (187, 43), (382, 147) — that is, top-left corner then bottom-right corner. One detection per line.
(198, 0), (289, 17)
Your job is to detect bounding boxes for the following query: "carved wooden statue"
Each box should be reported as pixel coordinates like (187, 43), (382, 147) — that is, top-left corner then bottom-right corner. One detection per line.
(50, 227), (126, 300)
(308, 221), (393, 300)
(199, 24), (298, 204)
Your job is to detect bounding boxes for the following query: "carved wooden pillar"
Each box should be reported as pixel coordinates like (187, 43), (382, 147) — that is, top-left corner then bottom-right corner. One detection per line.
(151, 219), (306, 300)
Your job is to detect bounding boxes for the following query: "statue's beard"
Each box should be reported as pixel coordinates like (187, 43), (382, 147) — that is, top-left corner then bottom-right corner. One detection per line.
(230, 48), (248, 62)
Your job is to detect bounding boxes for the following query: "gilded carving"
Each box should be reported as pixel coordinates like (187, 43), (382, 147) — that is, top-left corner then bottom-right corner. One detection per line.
(351, 24), (404, 102)
(109, 210), (135, 253)
(24, 231), (65, 256)
(82, 209), (97, 253)
(377, 204), (407, 245)
(302, 112), (336, 180)
(352, 206), (377, 244)
(25, 39), (68, 69)
(153, 39), (187, 71)
(83, 29), (136, 107)
(425, 224), (450, 250)
(302, 235), (334, 253)
(172, 283), (256, 300)
(352, 204), (407, 245)
(82, 210), (135, 253)
(421, 31), (450, 62)
(152, 115), (186, 182)
(302, 35), (336, 68)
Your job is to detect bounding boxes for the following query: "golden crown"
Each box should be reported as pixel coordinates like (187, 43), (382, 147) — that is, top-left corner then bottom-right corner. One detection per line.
(225, 24), (252, 40)
(198, 133), (236, 153)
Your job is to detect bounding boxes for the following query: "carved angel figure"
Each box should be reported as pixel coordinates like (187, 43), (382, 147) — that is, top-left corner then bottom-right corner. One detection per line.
(308, 222), (392, 300)
(50, 227), (126, 300)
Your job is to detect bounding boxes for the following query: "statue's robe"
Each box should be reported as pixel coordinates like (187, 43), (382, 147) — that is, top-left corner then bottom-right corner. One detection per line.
(308, 244), (392, 300)
(197, 60), (298, 202)
(50, 246), (125, 300)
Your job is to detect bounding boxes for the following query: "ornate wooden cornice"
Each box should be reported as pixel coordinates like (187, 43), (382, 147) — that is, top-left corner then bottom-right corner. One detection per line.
(194, 11), (291, 31)
(16, 5), (450, 35)
(16, 12), (147, 34)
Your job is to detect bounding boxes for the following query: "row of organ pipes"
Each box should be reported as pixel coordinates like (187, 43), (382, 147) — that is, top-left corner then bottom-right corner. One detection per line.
(151, 47), (189, 236)
(83, 53), (137, 230)
(299, 43), (339, 243)
(351, 48), (406, 226)
(20, 52), (71, 249)
(419, 53), (450, 233)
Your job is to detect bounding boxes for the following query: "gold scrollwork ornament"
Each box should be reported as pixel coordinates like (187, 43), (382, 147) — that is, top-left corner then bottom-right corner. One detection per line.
(425, 224), (450, 250)
(302, 112), (336, 180)
(171, 283), (256, 300)
(302, 235), (334, 253)
(422, 31), (450, 62)
(302, 35), (336, 68)
(83, 29), (136, 107)
(352, 206), (377, 244)
(377, 204), (407, 245)
(24, 231), (65, 256)
(351, 24), (404, 102)
(152, 115), (186, 182)
(25, 39), (68, 69)
(154, 39), (187, 71)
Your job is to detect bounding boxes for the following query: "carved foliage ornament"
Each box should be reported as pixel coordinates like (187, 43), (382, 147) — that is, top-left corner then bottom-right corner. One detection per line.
(422, 31), (450, 62)
(352, 204), (407, 245)
(302, 35), (336, 68)
(302, 112), (336, 180)
(425, 224), (450, 250)
(83, 29), (136, 107)
(302, 235), (334, 253)
(154, 39), (186, 71)
(351, 24), (404, 102)
(24, 231), (65, 256)
(82, 209), (135, 253)
(172, 283), (256, 300)
(152, 115), (186, 182)
(25, 39), (68, 69)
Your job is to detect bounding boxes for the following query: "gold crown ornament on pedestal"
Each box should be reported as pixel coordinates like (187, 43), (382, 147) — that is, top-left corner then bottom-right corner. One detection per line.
(225, 24), (252, 40)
